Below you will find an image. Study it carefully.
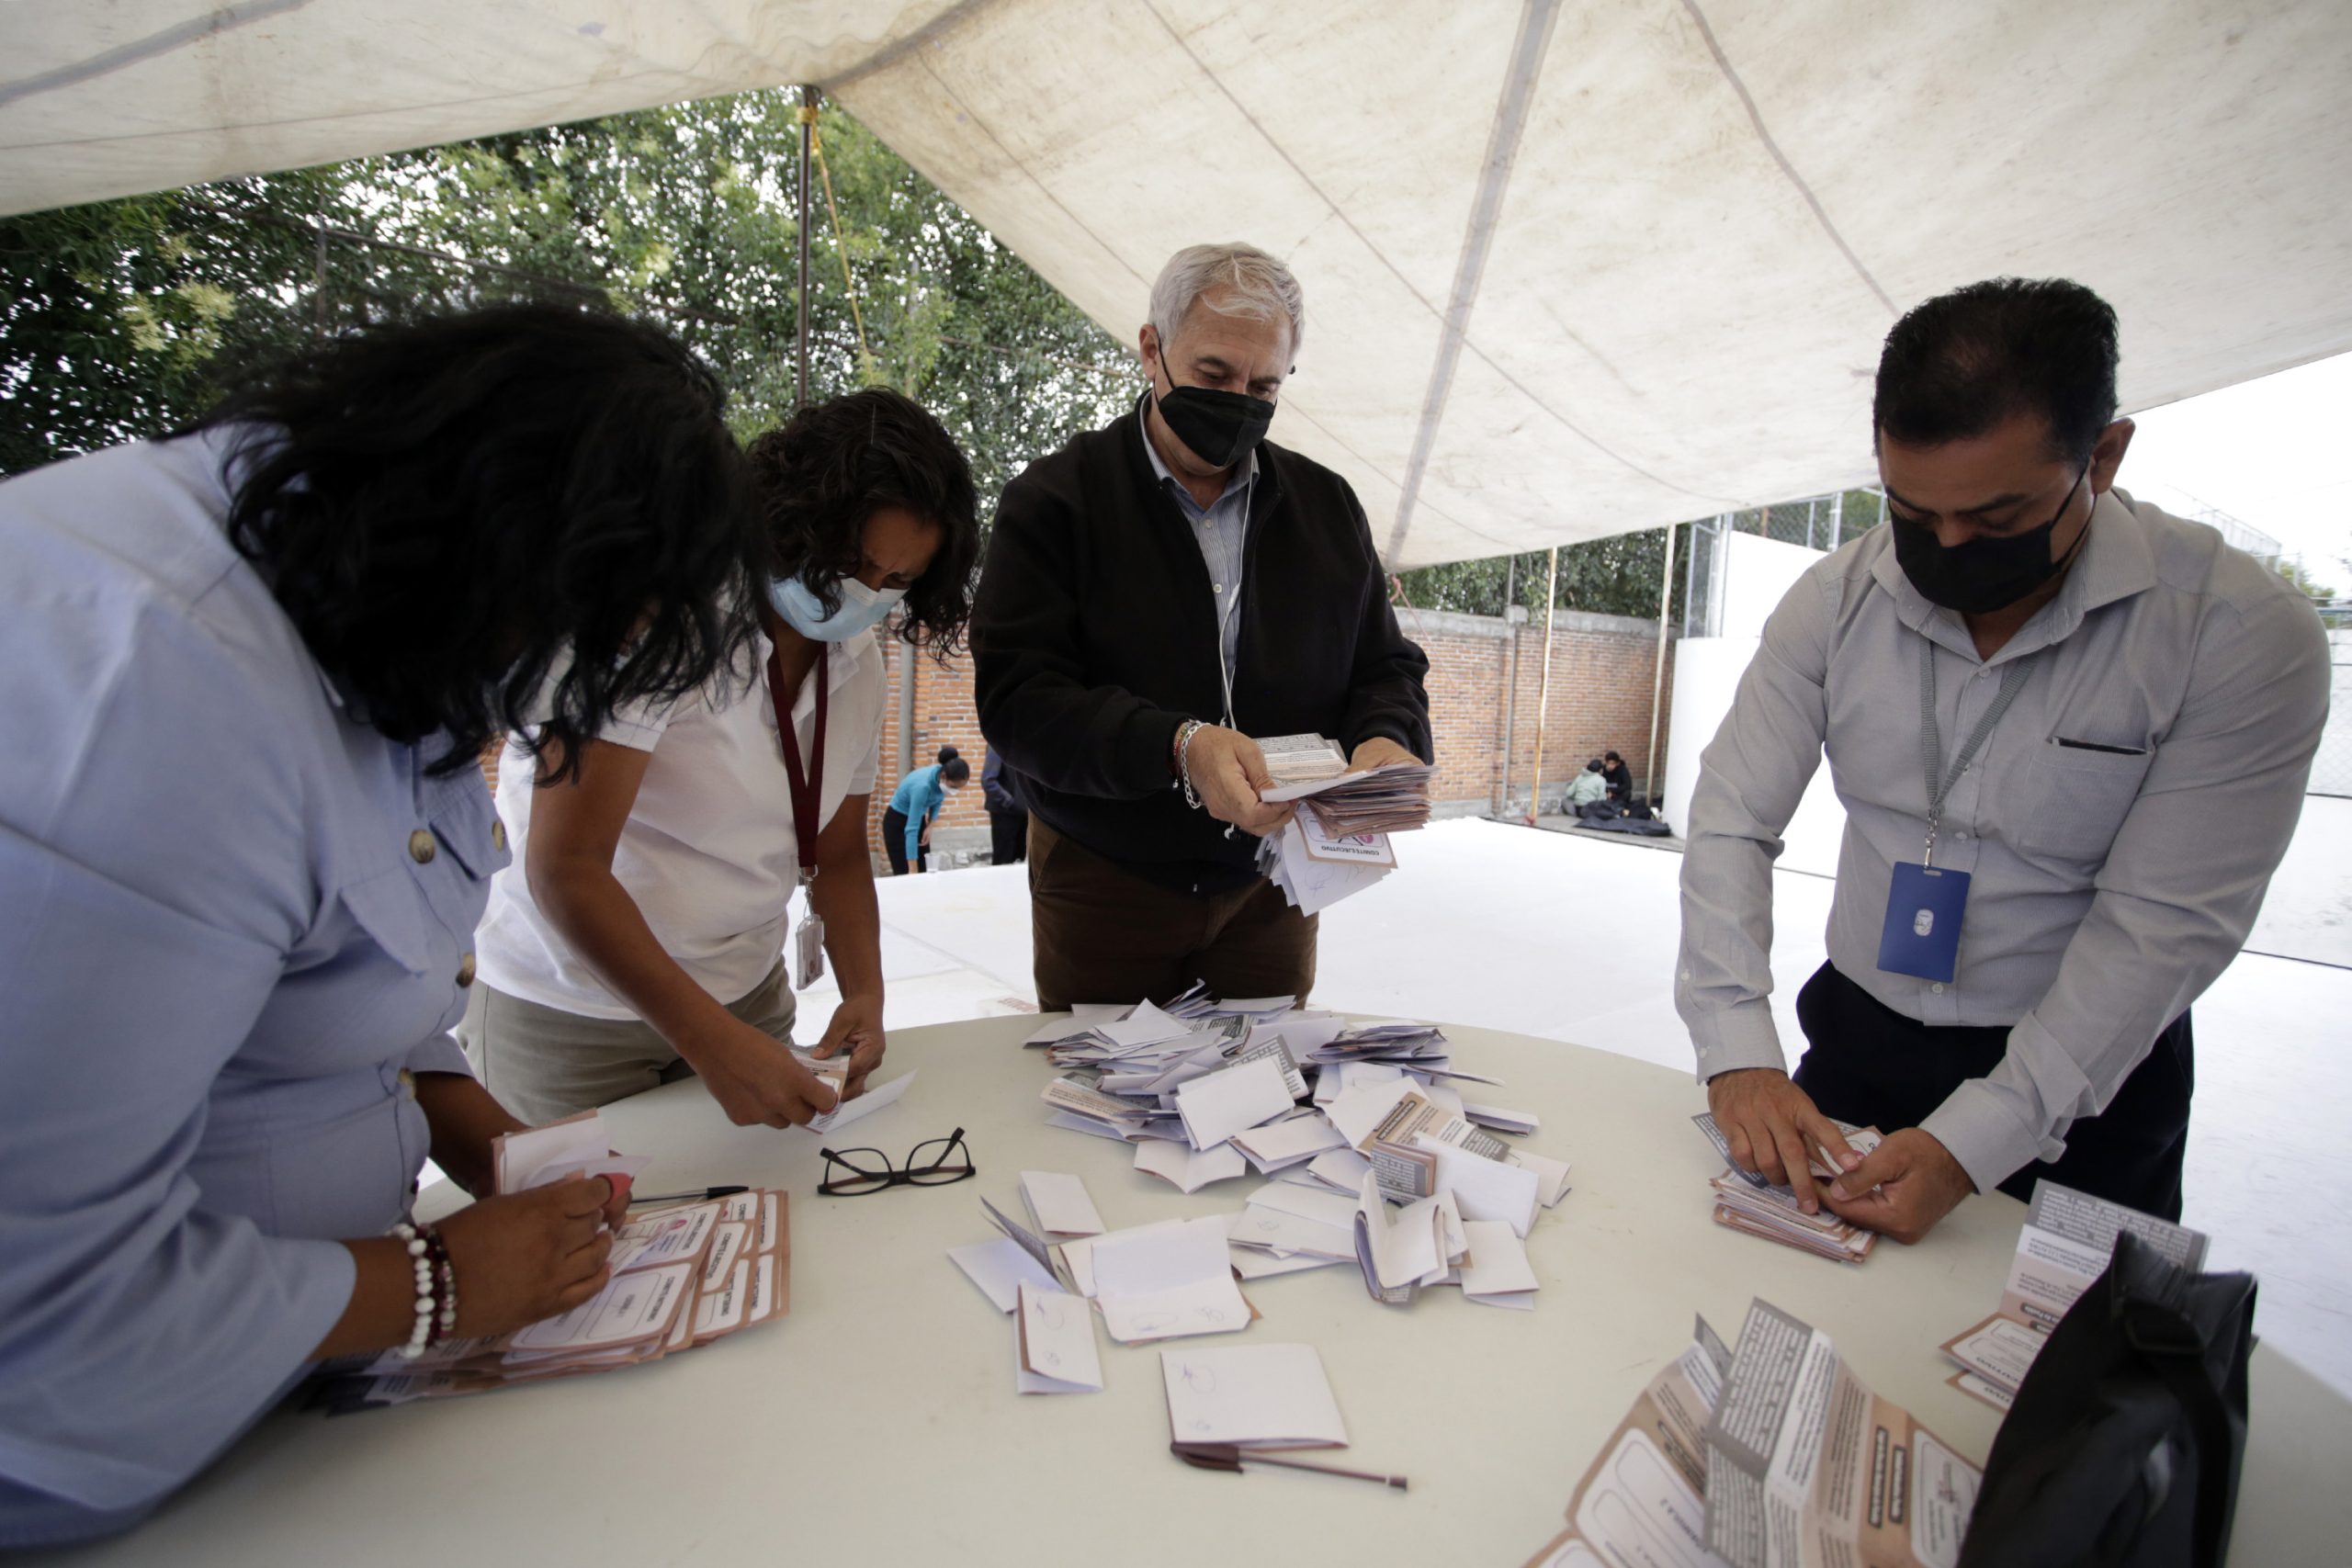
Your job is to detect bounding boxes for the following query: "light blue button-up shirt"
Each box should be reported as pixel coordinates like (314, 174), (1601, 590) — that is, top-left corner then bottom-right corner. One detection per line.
(0, 428), (506, 1546)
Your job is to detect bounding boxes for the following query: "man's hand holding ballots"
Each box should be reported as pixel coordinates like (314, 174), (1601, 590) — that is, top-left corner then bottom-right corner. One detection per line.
(1251, 732), (1432, 915)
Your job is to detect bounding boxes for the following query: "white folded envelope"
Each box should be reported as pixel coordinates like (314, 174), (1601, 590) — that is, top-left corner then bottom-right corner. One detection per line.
(1458, 1219), (1539, 1309)
(1013, 1281), (1103, 1393)
(1411, 1133), (1541, 1237)
(1173, 1055), (1295, 1150)
(1018, 1169), (1104, 1237)
(1135, 1140), (1248, 1194)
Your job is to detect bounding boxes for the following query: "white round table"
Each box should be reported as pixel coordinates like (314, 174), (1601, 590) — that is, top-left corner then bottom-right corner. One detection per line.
(36, 1016), (2352, 1564)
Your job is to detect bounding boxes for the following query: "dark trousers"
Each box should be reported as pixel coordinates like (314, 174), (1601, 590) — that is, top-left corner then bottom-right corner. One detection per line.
(989, 807), (1028, 865)
(881, 807), (926, 875)
(1027, 818), (1317, 1011)
(1792, 962), (2193, 1220)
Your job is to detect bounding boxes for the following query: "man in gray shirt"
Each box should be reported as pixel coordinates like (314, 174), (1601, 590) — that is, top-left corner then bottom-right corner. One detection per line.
(1679, 277), (2328, 1243)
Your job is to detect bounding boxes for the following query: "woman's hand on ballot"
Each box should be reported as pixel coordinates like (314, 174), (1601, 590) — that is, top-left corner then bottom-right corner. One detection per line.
(697, 1020), (841, 1128)
(438, 1177), (621, 1337)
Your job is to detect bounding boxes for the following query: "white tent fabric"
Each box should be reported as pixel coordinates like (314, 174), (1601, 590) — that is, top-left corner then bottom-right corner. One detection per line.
(6, 1), (2350, 567)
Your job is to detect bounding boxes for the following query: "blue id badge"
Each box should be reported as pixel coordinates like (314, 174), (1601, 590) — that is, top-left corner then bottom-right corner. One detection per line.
(1877, 862), (1970, 983)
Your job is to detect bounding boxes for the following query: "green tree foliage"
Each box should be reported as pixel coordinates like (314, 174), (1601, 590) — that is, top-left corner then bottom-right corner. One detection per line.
(1395, 487), (1888, 621)
(0, 94), (1138, 509)
(1395, 529), (1684, 622)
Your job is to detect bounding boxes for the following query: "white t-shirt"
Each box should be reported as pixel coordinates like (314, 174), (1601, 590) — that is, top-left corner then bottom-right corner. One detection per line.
(475, 626), (886, 1019)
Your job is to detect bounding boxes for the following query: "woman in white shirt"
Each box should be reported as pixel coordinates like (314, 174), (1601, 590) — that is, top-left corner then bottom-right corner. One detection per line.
(460, 389), (978, 1128)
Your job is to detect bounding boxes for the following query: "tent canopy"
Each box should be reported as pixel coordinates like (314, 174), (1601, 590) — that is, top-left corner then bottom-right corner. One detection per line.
(6, 1), (2349, 568)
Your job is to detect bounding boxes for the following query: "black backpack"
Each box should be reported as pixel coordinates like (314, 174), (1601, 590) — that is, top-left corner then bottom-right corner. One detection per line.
(1959, 1231), (2256, 1568)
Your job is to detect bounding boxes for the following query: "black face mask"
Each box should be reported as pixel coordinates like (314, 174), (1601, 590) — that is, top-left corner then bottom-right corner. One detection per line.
(1152, 342), (1275, 470)
(1891, 467), (2091, 615)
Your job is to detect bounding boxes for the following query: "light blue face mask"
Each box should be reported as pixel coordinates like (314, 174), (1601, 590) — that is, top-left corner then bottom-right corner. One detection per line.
(770, 573), (906, 642)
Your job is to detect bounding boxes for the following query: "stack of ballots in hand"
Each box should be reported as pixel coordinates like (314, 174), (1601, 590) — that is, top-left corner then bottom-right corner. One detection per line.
(1013, 987), (1574, 1315)
(1250, 734), (1432, 916)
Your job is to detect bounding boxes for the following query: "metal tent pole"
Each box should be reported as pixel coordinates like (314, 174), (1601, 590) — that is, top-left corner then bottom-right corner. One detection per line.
(1498, 555), (1520, 814)
(1524, 547), (1558, 825)
(1643, 524), (1678, 817)
(796, 85), (816, 409)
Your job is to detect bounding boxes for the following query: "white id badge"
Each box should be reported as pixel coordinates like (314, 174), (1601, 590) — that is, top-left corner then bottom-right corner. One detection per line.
(793, 910), (826, 990)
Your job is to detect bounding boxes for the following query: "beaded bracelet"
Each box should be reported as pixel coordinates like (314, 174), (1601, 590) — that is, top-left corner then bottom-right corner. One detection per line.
(422, 1224), (458, 1347)
(390, 1220), (436, 1359)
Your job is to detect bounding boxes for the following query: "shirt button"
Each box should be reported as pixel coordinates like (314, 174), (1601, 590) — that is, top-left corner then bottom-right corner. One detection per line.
(408, 829), (436, 864)
(1930, 982), (1947, 994)
(457, 953), (477, 988)
(1213, 584), (1225, 594)
(492, 818), (507, 852)
(1954, 830), (1969, 840)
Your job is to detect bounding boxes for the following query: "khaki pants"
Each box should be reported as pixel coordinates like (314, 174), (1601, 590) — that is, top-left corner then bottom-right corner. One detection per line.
(1027, 818), (1317, 1011)
(457, 960), (797, 1126)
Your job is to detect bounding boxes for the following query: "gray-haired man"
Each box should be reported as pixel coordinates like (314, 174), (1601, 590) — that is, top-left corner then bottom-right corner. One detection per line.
(973, 242), (1432, 1010)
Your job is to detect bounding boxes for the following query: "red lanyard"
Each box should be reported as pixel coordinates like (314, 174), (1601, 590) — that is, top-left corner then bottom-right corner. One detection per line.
(768, 641), (829, 876)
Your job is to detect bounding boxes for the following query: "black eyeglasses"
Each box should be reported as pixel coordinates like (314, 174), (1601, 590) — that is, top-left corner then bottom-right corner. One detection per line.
(819, 1127), (976, 1196)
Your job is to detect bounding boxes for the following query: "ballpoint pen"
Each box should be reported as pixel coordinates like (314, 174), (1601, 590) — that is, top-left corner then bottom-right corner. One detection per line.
(626, 1185), (751, 1205)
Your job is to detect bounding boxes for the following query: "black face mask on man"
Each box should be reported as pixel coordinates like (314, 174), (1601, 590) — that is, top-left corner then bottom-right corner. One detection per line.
(1890, 466), (2091, 615)
(1151, 336), (1275, 470)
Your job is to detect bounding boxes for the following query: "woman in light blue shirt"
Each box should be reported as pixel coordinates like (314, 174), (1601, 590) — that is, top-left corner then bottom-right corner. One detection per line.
(883, 745), (970, 873)
(0, 306), (764, 1546)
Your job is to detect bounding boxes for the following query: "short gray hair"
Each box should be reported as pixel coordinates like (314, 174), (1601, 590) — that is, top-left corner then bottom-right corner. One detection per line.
(1149, 243), (1306, 357)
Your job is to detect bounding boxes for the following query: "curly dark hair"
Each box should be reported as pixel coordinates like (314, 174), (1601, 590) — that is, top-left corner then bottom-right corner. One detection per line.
(190, 304), (763, 783)
(748, 388), (978, 659)
(1874, 277), (2121, 466)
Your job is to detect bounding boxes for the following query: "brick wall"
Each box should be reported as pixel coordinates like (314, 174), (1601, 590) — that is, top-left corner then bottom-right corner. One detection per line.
(867, 605), (1676, 853)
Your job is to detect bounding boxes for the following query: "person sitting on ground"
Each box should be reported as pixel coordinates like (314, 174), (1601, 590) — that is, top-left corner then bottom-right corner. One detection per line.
(461, 389), (978, 1126)
(0, 305), (763, 1544)
(1600, 750), (1634, 806)
(1567, 758), (1613, 818)
(885, 745), (970, 874)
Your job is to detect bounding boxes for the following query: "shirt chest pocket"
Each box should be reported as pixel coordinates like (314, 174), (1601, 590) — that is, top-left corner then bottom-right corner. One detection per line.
(2005, 739), (2154, 864)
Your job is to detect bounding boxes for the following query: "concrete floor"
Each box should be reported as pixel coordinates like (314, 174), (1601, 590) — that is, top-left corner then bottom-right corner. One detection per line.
(825, 807), (2352, 1400)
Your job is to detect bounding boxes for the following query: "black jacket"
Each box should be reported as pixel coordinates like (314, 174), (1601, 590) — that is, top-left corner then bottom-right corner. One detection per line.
(972, 409), (1431, 893)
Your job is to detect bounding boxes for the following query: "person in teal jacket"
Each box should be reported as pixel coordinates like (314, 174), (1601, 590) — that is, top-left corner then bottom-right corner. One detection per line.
(884, 746), (970, 874)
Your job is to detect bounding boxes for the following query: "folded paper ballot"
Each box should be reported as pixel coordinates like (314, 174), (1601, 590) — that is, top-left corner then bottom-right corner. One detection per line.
(1693, 1112), (1881, 1263)
(1458, 1219), (1539, 1309)
(1522, 1319), (1730, 1566)
(1702, 1299), (1979, 1568)
(1135, 1138), (1249, 1193)
(491, 1111), (650, 1195)
(806, 1069), (916, 1134)
(1351, 1173), (1463, 1303)
(1173, 1055), (1296, 1150)
(1013, 1281), (1103, 1394)
(1160, 1342), (1349, 1450)
(1258, 811), (1393, 916)
(1939, 1179), (2212, 1410)
(1018, 1170), (1105, 1238)
(1411, 1134), (1540, 1237)
(1089, 1216), (1255, 1344)
(948, 1236), (1059, 1314)
(1228, 1112), (1347, 1172)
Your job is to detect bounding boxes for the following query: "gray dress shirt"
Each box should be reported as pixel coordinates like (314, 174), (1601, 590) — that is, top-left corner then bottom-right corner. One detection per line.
(1677, 488), (2329, 1193)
